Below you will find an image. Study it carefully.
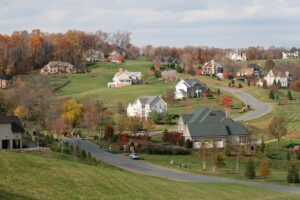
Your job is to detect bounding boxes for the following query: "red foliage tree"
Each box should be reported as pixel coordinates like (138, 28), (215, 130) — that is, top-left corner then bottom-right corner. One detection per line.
(222, 96), (232, 107)
(197, 68), (203, 75)
(155, 60), (161, 70)
(121, 133), (129, 143)
(222, 72), (228, 79)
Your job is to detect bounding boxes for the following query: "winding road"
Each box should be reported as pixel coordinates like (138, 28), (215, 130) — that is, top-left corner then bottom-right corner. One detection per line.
(64, 87), (297, 194)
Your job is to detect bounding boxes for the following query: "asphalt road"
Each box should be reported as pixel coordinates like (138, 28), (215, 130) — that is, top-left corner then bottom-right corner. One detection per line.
(64, 138), (300, 194)
(216, 86), (273, 122)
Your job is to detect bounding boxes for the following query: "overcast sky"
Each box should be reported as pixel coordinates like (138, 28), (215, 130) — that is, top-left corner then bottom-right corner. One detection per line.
(0, 0), (300, 48)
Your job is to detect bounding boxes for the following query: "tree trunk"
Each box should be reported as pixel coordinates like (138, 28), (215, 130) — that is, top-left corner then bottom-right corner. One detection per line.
(277, 138), (280, 148)
(236, 154), (239, 172)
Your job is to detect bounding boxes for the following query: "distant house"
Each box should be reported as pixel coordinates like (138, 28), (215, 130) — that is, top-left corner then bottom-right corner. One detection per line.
(236, 64), (262, 77)
(161, 70), (177, 81)
(202, 60), (224, 78)
(159, 56), (179, 64)
(109, 50), (121, 63)
(108, 68), (142, 88)
(127, 96), (167, 119)
(178, 107), (251, 149)
(175, 79), (210, 100)
(85, 49), (104, 62)
(40, 61), (76, 75)
(0, 75), (12, 89)
(0, 113), (25, 150)
(264, 69), (291, 87)
(282, 49), (299, 59)
(228, 51), (247, 61)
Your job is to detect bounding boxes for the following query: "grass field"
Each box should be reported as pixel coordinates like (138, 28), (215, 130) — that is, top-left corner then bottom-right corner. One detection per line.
(1, 151), (300, 200)
(225, 58), (300, 69)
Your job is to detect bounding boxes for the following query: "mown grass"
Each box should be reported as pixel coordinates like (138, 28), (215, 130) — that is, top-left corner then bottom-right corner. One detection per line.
(1, 151), (300, 200)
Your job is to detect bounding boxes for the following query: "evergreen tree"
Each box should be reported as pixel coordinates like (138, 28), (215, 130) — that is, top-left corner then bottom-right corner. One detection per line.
(70, 145), (74, 155)
(87, 152), (92, 164)
(75, 144), (80, 157)
(223, 145), (231, 156)
(80, 150), (87, 160)
(287, 151), (291, 161)
(260, 137), (265, 153)
(244, 159), (256, 179)
(239, 83), (243, 88)
(264, 144), (271, 158)
(288, 90), (293, 100)
(269, 90), (275, 99)
(231, 80), (235, 85)
(287, 165), (300, 184)
(247, 80), (251, 86)
(213, 153), (225, 168)
(297, 152), (300, 160)
(176, 64), (182, 73)
(217, 88), (221, 95)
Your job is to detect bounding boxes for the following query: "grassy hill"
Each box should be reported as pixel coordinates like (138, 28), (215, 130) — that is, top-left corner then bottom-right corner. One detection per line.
(1, 151), (299, 200)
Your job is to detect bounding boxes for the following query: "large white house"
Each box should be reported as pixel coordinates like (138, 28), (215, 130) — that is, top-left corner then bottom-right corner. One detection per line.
(0, 113), (25, 150)
(175, 79), (210, 99)
(264, 69), (291, 87)
(202, 60), (224, 78)
(282, 49), (299, 59)
(127, 96), (167, 119)
(108, 68), (142, 88)
(228, 51), (247, 61)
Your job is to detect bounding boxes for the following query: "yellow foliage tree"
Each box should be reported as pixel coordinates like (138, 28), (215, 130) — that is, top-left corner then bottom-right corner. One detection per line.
(61, 99), (84, 128)
(258, 160), (271, 180)
(14, 105), (30, 127)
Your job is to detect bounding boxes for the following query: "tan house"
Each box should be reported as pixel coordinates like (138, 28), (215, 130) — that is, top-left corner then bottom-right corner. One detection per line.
(108, 68), (142, 88)
(178, 107), (251, 149)
(0, 113), (25, 150)
(202, 60), (224, 78)
(41, 61), (76, 75)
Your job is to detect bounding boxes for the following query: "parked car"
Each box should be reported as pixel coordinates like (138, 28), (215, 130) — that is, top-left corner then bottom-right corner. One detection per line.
(130, 153), (139, 160)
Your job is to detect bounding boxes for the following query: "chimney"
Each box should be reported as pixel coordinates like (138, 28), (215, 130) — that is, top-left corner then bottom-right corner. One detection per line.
(119, 68), (123, 73)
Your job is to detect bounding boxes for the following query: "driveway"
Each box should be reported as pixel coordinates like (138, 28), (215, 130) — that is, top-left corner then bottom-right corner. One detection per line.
(64, 137), (300, 194)
(216, 86), (272, 122)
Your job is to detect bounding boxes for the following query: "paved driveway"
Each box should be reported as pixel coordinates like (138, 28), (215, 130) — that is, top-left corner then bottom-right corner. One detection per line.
(216, 86), (272, 122)
(64, 138), (300, 194)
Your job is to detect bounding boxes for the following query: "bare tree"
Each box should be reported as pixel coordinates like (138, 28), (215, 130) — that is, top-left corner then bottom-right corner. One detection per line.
(95, 29), (109, 51)
(110, 30), (131, 53)
(268, 116), (287, 148)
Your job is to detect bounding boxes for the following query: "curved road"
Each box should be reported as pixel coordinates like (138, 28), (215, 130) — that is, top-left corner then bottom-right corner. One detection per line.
(216, 86), (272, 122)
(64, 138), (300, 194)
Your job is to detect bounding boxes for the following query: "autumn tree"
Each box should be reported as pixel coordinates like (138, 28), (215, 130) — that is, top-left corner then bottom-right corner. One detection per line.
(258, 160), (271, 180)
(61, 99), (84, 128)
(52, 117), (70, 136)
(126, 116), (142, 135)
(143, 119), (154, 133)
(14, 105), (30, 128)
(268, 117), (287, 148)
(163, 89), (175, 106)
(104, 124), (114, 141)
(264, 58), (275, 71)
(222, 96), (232, 107)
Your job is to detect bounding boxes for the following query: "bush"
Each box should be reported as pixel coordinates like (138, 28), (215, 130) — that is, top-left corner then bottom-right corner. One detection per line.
(75, 145), (80, 157)
(213, 153), (225, 168)
(264, 144), (271, 158)
(244, 159), (256, 179)
(269, 90), (275, 99)
(260, 137), (265, 153)
(87, 152), (92, 164)
(178, 137), (185, 147)
(154, 70), (161, 78)
(287, 165), (299, 184)
(238, 83), (243, 88)
(185, 139), (193, 149)
(223, 145), (231, 156)
(80, 150), (87, 160)
(163, 113), (173, 124)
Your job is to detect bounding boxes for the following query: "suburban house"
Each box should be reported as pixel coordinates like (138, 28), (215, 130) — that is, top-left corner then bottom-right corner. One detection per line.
(228, 51), (247, 61)
(159, 56), (179, 64)
(202, 60), (224, 78)
(40, 61), (76, 75)
(0, 74), (12, 89)
(175, 79), (210, 99)
(85, 49), (104, 62)
(108, 68), (142, 88)
(127, 96), (167, 119)
(109, 50), (121, 63)
(264, 69), (292, 87)
(0, 113), (25, 150)
(178, 107), (251, 149)
(282, 49), (299, 59)
(236, 64), (262, 77)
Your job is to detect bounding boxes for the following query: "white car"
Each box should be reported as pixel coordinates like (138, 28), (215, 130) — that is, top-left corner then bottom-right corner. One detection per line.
(130, 153), (139, 160)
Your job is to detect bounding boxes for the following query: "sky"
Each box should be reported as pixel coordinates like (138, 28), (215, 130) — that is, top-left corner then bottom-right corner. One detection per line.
(0, 0), (300, 48)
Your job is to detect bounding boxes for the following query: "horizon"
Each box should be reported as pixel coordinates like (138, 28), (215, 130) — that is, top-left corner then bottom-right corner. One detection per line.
(1, 0), (300, 48)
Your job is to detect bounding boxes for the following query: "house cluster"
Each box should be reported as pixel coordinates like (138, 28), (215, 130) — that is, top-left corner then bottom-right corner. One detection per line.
(201, 60), (224, 78)
(257, 69), (292, 88)
(282, 49), (299, 59)
(175, 79), (210, 100)
(178, 107), (251, 149)
(158, 56), (179, 64)
(227, 51), (247, 62)
(127, 96), (167, 120)
(0, 113), (24, 150)
(40, 61), (76, 75)
(0, 74), (12, 89)
(236, 63), (263, 78)
(108, 68), (142, 88)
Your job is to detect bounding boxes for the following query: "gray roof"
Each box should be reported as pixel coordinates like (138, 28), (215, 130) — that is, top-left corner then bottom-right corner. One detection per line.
(0, 113), (25, 133)
(183, 79), (208, 88)
(181, 107), (250, 137)
(138, 96), (158, 105)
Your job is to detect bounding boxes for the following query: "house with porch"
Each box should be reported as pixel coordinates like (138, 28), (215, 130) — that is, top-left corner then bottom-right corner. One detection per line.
(202, 60), (224, 78)
(178, 107), (251, 149)
(127, 96), (167, 119)
(0, 113), (25, 150)
(175, 79), (210, 99)
(108, 68), (142, 88)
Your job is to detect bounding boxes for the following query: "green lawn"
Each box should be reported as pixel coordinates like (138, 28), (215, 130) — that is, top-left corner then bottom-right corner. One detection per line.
(140, 147), (300, 186)
(1, 151), (300, 200)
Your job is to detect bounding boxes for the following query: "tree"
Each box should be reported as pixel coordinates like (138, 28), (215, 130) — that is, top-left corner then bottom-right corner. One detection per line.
(80, 150), (87, 160)
(247, 80), (251, 86)
(148, 111), (161, 124)
(104, 124), (114, 141)
(264, 144), (272, 158)
(87, 152), (92, 165)
(143, 119), (154, 133)
(287, 165), (299, 184)
(244, 159), (256, 179)
(74, 145), (80, 157)
(287, 151), (291, 161)
(269, 90), (275, 99)
(154, 70), (161, 78)
(163, 113), (172, 124)
(264, 58), (275, 71)
(222, 96), (232, 107)
(52, 117), (70, 136)
(217, 88), (221, 95)
(223, 145), (231, 156)
(199, 139), (207, 170)
(176, 64), (182, 73)
(288, 90), (293, 101)
(61, 99), (84, 128)
(240, 145), (247, 156)
(213, 153), (225, 168)
(268, 116), (287, 148)
(13, 105), (30, 128)
(163, 89), (175, 106)
(111, 30), (131, 53)
(260, 136), (266, 153)
(238, 83), (243, 88)
(126, 116), (142, 135)
(258, 160), (271, 180)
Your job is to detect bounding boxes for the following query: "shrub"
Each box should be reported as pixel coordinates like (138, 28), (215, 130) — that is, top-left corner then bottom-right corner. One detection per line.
(185, 139), (193, 149)
(260, 137), (265, 153)
(264, 144), (271, 158)
(287, 151), (291, 161)
(87, 152), (92, 164)
(154, 70), (161, 78)
(178, 137), (185, 147)
(80, 150), (87, 160)
(163, 113), (173, 124)
(239, 83), (243, 88)
(213, 153), (225, 168)
(223, 145), (231, 156)
(258, 160), (271, 179)
(287, 165), (299, 184)
(74, 145), (80, 157)
(247, 80), (251, 86)
(269, 90), (275, 99)
(244, 159), (256, 179)
(288, 90), (293, 100)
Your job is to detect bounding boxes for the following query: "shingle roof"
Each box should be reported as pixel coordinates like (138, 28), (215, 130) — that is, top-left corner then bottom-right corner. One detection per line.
(0, 74), (12, 80)
(0, 113), (25, 133)
(270, 69), (288, 78)
(183, 79), (208, 88)
(138, 96), (158, 105)
(181, 107), (250, 137)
